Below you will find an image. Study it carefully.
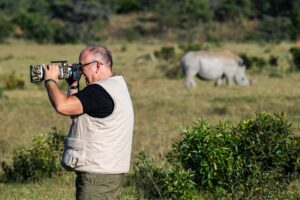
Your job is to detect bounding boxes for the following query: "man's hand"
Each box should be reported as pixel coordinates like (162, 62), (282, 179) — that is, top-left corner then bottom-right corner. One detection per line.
(66, 78), (79, 87)
(42, 64), (60, 83)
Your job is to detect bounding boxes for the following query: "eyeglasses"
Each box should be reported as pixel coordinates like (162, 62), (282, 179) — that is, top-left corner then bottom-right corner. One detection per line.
(80, 60), (102, 68)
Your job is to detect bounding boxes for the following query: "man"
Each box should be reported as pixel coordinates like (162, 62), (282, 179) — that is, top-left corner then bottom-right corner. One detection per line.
(43, 45), (134, 200)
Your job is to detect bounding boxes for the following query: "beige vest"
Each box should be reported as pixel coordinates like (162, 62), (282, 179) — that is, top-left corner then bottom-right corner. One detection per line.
(61, 76), (134, 174)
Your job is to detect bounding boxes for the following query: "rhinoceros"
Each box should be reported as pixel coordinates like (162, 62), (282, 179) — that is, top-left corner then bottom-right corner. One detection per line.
(181, 50), (250, 88)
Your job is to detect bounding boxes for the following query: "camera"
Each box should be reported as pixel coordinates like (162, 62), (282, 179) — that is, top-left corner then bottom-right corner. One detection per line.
(30, 61), (82, 83)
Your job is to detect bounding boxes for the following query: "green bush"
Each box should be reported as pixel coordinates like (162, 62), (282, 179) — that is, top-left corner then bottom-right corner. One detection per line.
(154, 46), (175, 61)
(115, 0), (142, 13)
(290, 47), (300, 70)
(169, 113), (300, 198)
(157, 63), (182, 79)
(269, 55), (278, 67)
(170, 121), (243, 198)
(0, 17), (13, 42)
(13, 12), (57, 43)
(1, 128), (66, 182)
(155, 0), (212, 29)
(0, 86), (4, 98)
(252, 56), (267, 69)
(4, 71), (25, 90)
(234, 113), (300, 198)
(239, 53), (268, 70)
(248, 16), (293, 42)
(121, 27), (141, 42)
(154, 46), (182, 79)
(178, 43), (202, 52)
(51, 1), (110, 43)
(268, 67), (283, 78)
(133, 151), (196, 200)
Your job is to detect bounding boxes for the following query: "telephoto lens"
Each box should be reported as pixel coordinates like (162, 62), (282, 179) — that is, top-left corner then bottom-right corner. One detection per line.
(30, 65), (44, 83)
(30, 64), (72, 83)
(30, 62), (82, 83)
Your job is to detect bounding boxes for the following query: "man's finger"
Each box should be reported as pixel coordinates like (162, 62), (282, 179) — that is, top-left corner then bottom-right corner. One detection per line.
(41, 64), (47, 71)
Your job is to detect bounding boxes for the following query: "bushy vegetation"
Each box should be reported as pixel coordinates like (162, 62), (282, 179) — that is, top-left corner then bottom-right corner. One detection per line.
(0, 86), (4, 98)
(0, 0), (110, 43)
(153, 46), (182, 79)
(239, 54), (266, 69)
(178, 43), (203, 52)
(239, 53), (281, 76)
(134, 113), (300, 199)
(1, 128), (66, 182)
(1, 42), (300, 199)
(154, 47), (175, 61)
(3, 71), (25, 90)
(290, 47), (300, 70)
(0, 0), (300, 43)
(133, 151), (196, 200)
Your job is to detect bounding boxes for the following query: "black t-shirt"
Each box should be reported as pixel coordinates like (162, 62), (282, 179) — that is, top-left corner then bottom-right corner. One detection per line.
(74, 84), (114, 118)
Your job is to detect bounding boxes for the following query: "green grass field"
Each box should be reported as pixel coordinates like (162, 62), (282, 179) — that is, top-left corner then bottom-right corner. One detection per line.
(0, 40), (300, 199)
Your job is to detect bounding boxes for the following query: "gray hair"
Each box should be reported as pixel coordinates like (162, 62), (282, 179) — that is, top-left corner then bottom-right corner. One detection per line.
(81, 44), (113, 69)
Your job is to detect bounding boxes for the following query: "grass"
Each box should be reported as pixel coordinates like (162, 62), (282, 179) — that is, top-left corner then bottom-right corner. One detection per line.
(0, 174), (75, 200)
(0, 40), (300, 199)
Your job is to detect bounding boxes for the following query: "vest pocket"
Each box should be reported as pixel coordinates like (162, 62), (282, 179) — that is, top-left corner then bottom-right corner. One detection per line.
(61, 137), (86, 169)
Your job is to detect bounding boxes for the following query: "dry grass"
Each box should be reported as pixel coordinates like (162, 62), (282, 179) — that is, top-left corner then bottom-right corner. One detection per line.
(0, 41), (300, 199)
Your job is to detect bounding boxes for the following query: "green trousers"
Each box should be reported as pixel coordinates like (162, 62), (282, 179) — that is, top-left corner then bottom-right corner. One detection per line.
(75, 172), (124, 200)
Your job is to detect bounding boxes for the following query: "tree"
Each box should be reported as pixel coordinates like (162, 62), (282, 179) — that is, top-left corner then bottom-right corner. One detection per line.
(50, 0), (110, 43)
(211, 0), (253, 21)
(155, 0), (212, 30)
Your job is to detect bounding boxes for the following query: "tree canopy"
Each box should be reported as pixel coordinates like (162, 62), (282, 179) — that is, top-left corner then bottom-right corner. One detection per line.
(0, 0), (299, 43)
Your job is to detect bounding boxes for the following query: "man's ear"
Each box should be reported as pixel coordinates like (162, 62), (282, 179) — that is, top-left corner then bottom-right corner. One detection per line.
(97, 61), (104, 73)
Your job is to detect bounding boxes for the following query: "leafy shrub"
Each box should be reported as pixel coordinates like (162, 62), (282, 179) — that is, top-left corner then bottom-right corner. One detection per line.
(0, 86), (4, 98)
(248, 16), (293, 42)
(153, 46), (181, 79)
(115, 0), (142, 13)
(121, 27), (141, 42)
(169, 113), (300, 198)
(3, 71), (25, 90)
(178, 43), (202, 52)
(0, 17), (13, 42)
(234, 113), (300, 198)
(154, 46), (175, 61)
(133, 151), (196, 200)
(170, 121), (244, 198)
(1, 128), (66, 182)
(268, 68), (283, 78)
(13, 12), (57, 43)
(157, 63), (182, 79)
(252, 56), (267, 69)
(290, 47), (300, 70)
(0, 140), (9, 158)
(269, 55), (278, 67)
(155, 0), (212, 29)
(53, 22), (81, 44)
(239, 53), (268, 70)
(291, 4), (300, 40)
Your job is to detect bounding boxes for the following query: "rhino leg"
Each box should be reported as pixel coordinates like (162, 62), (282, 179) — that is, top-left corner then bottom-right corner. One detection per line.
(184, 75), (197, 88)
(225, 75), (234, 86)
(215, 77), (223, 87)
(183, 67), (198, 88)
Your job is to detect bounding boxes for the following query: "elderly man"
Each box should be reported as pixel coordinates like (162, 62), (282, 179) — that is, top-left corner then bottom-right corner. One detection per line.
(43, 45), (134, 200)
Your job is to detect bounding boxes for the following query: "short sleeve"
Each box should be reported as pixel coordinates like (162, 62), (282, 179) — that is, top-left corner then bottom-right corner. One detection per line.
(74, 84), (114, 118)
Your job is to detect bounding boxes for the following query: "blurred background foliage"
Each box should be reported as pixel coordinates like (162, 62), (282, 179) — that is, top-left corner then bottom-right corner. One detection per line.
(0, 0), (300, 43)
